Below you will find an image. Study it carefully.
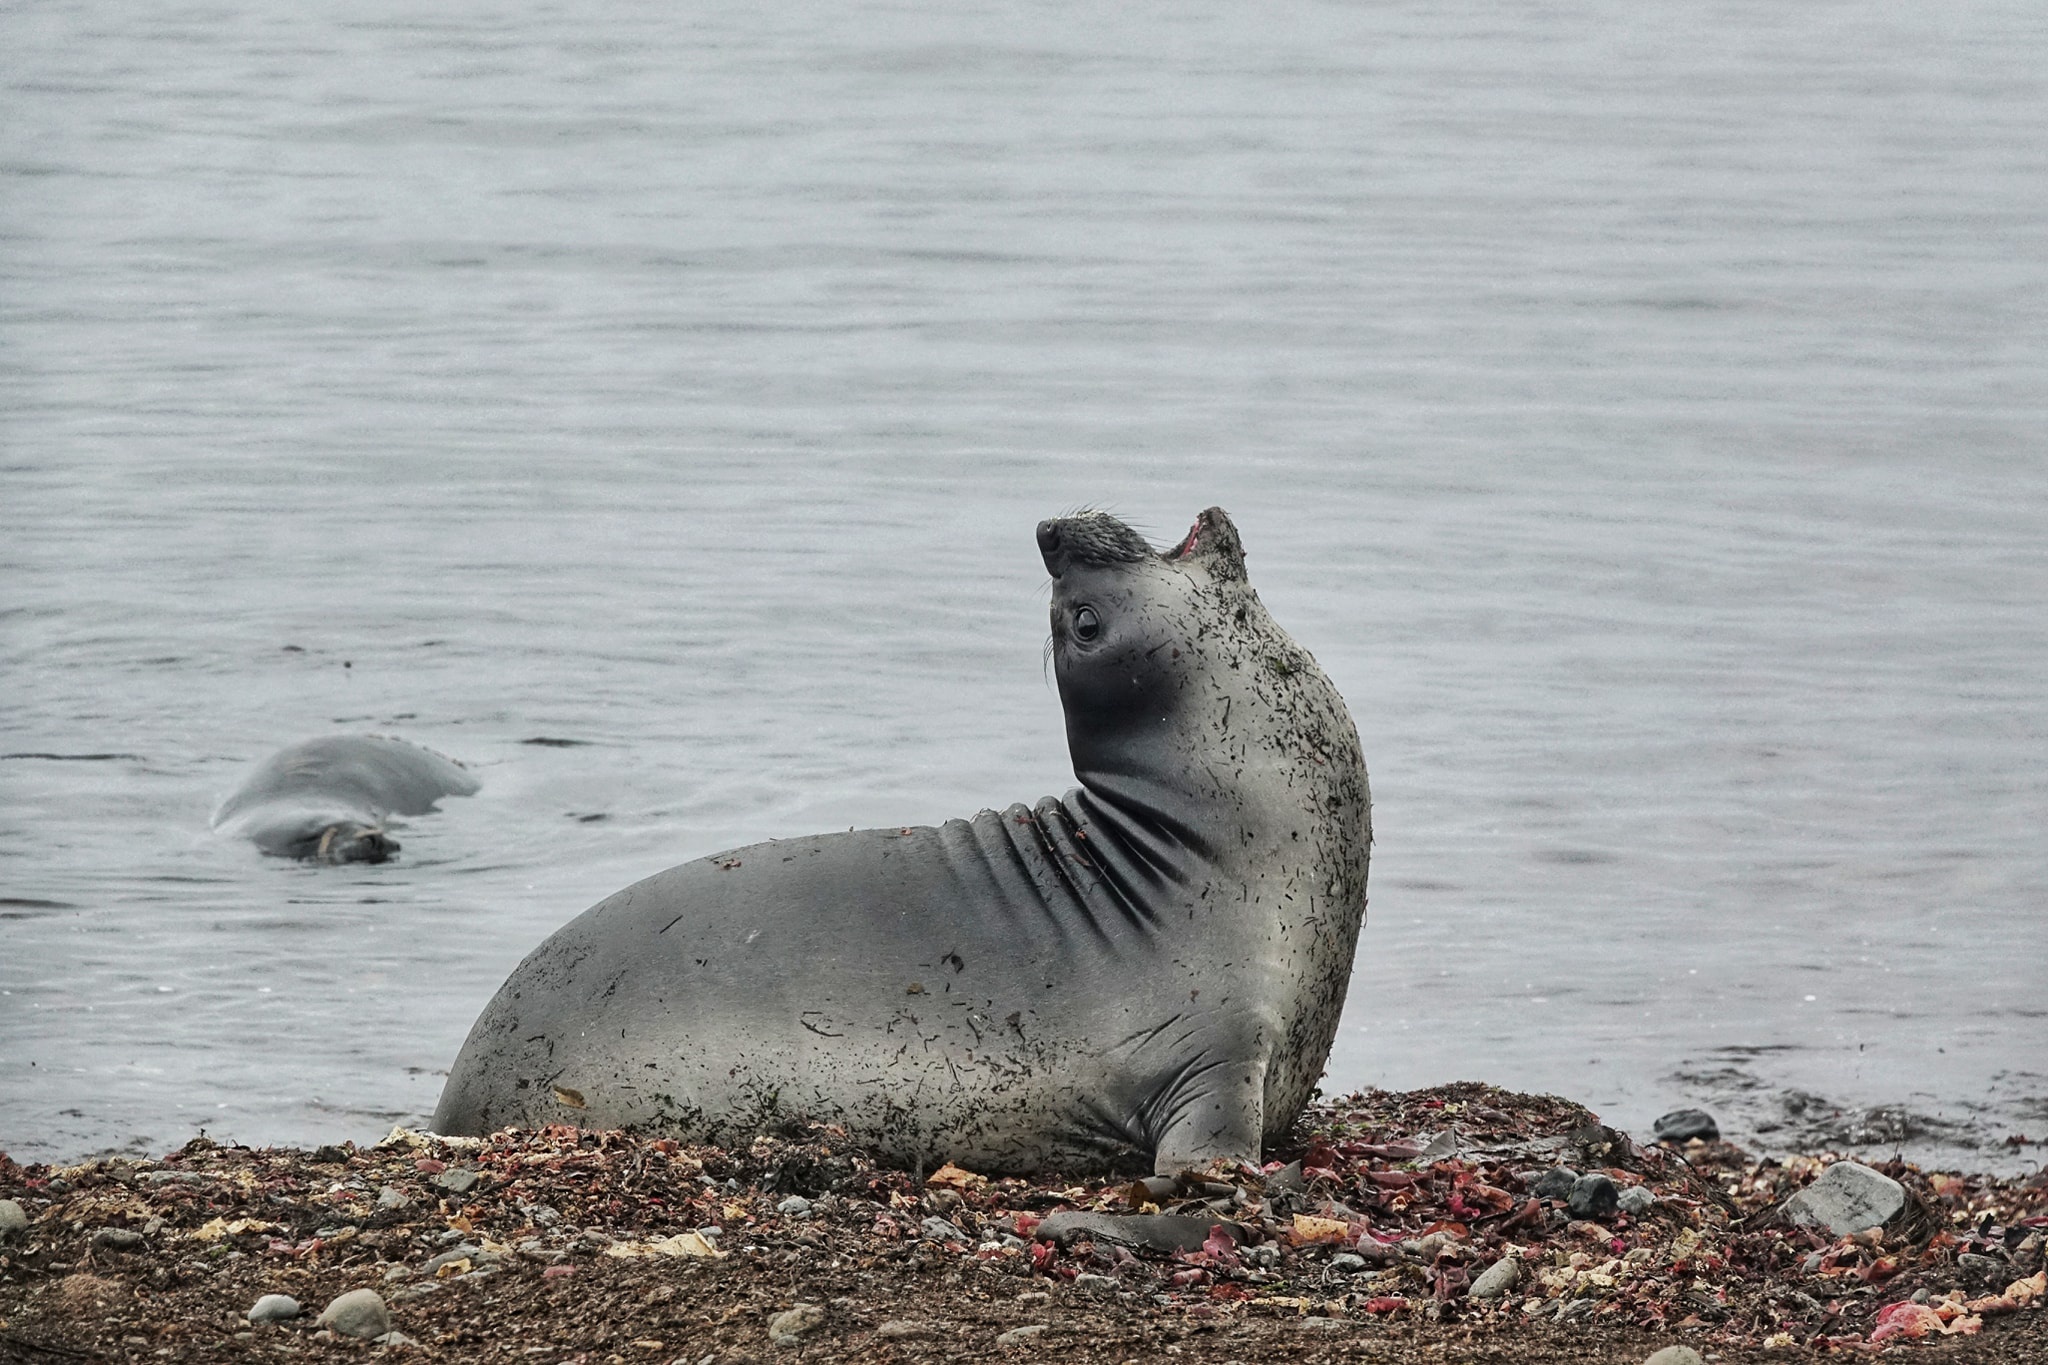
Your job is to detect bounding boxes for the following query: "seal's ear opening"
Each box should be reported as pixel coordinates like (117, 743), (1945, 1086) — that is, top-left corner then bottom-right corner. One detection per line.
(1167, 506), (1248, 582)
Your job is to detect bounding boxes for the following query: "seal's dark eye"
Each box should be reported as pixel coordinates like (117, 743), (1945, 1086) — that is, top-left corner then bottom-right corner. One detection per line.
(1073, 606), (1101, 641)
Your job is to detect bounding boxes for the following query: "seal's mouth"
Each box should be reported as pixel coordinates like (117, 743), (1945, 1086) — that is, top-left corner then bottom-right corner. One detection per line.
(1038, 507), (1241, 577)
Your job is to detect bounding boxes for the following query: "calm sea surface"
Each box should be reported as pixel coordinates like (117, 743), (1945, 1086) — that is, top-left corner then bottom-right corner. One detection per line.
(4, 1), (2045, 1169)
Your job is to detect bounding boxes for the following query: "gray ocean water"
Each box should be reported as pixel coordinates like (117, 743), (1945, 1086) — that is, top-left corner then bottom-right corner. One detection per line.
(4, 1), (2045, 1171)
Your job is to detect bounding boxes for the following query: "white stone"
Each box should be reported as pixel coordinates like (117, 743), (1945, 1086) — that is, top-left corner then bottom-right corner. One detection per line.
(1642, 1347), (1705, 1365)
(247, 1293), (300, 1323)
(1469, 1253), (1521, 1299)
(1778, 1161), (1906, 1236)
(315, 1288), (391, 1340)
(767, 1303), (826, 1346)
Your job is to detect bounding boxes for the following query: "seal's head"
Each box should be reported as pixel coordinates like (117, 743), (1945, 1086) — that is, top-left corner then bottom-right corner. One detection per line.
(312, 822), (399, 865)
(1037, 506), (1253, 730)
(1038, 506), (1367, 862)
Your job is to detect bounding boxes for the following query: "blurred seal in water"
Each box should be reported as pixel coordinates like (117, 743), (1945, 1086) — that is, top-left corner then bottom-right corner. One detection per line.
(434, 508), (1370, 1174)
(212, 735), (479, 864)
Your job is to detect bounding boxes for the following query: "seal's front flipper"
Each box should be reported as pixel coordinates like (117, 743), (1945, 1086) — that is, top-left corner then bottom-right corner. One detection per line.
(315, 822), (398, 864)
(1151, 1058), (1267, 1177)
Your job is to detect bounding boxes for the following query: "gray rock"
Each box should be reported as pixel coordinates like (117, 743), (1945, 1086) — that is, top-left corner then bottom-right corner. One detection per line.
(1073, 1272), (1117, 1291)
(1264, 1160), (1308, 1194)
(1567, 1173), (1619, 1220)
(1652, 1109), (1719, 1144)
(90, 1227), (146, 1253)
(376, 1185), (410, 1210)
(1033, 1211), (1245, 1254)
(920, 1216), (968, 1243)
(315, 1288), (392, 1340)
(1618, 1185), (1655, 1216)
(420, 1243), (482, 1274)
(431, 1168), (479, 1195)
(1468, 1254), (1521, 1300)
(767, 1302), (826, 1346)
(996, 1325), (1048, 1347)
(877, 1320), (932, 1339)
(1328, 1253), (1367, 1275)
(1418, 1129), (1463, 1159)
(373, 1331), (417, 1347)
(1642, 1348), (1705, 1365)
(776, 1196), (812, 1217)
(383, 1265), (413, 1282)
(1958, 1252), (2009, 1285)
(0, 1200), (27, 1243)
(1531, 1167), (1579, 1201)
(1131, 1174), (1181, 1202)
(248, 1294), (300, 1323)
(1778, 1161), (1906, 1237)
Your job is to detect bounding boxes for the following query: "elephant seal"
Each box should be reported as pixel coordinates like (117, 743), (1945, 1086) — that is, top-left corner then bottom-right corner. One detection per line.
(212, 735), (479, 863)
(433, 508), (1370, 1174)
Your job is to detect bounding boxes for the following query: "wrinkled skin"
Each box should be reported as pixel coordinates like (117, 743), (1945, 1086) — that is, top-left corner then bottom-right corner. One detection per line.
(434, 508), (1370, 1174)
(211, 735), (478, 864)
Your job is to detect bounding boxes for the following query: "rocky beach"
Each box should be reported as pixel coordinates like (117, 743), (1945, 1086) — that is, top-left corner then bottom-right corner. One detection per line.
(2, 1084), (2042, 1364)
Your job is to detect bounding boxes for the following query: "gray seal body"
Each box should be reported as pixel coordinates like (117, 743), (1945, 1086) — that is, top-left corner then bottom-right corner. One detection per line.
(434, 508), (1369, 1174)
(212, 735), (479, 864)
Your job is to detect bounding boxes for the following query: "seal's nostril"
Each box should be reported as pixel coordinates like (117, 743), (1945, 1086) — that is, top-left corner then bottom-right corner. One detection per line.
(1036, 521), (1061, 555)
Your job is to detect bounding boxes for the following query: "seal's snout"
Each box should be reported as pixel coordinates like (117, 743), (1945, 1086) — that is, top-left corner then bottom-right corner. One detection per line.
(1037, 511), (1154, 574)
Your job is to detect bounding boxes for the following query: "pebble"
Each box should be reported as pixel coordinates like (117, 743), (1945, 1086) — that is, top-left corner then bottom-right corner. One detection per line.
(376, 1186), (409, 1210)
(431, 1168), (479, 1195)
(1468, 1253), (1521, 1300)
(767, 1302), (826, 1346)
(1652, 1109), (1720, 1144)
(1618, 1185), (1655, 1216)
(89, 1227), (146, 1253)
(1034, 1210), (1245, 1255)
(1778, 1161), (1906, 1237)
(776, 1195), (812, 1217)
(0, 1200), (27, 1243)
(996, 1325), (1048, 1347)
(1074, 1272), (1117, 1291)
(877, 1320), (932, 1339)
(315, 1288), (392, 1340)
(1567, 1173), (1620, 1221)
(1531, 1167), (1579, 1201)
(247, 1293), (300, 1323)
(920, 1216), (969, 1243)
(1328, 1253), (1367, 1275)
(1642, 1348), (1705, 1365)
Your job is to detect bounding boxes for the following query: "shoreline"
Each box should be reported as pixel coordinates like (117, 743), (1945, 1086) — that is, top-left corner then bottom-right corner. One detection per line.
(2, 1083), (2042, 1363)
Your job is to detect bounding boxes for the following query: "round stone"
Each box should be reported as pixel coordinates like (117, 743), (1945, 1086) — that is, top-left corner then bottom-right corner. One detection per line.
(315, 1288), (391, 1340)
(248, 1294), (300, 1323)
